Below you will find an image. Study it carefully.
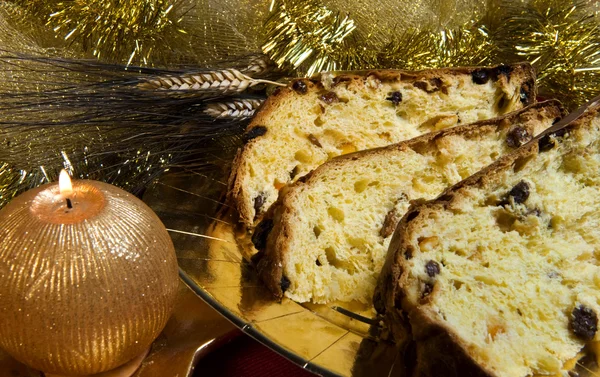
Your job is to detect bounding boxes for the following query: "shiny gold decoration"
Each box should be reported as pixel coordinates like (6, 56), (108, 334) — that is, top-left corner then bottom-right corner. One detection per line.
(9, 0), (273, 66)
(0, 3), (63, 57)
(7, 0), (493, 69)
(204, 98), (265, 119)
(261, 0), (492, 76)
(168, 0), (271, 66)
(260, 0), (493, 75)
(10, 0), (599, 108)
(260, 0), (497, 75)
(0, 4), (179, 206)
(379, 25), (497, 70)
(0, 163), (29, 209)
(322, 0), (490, 45)
(260, 0), (600, 108)
(13, 0), (185, 65)
(0, 178), (179, 375)
(497, 0), (600, 108)
(262, 0), (358, 76)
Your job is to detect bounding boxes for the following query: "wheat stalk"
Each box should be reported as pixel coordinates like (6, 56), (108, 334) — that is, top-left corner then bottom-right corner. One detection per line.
(204, 98), (264, 119)
(137, 68), (283, 95)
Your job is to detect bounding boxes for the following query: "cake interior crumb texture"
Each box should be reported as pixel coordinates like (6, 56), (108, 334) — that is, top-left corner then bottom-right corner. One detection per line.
(231, 65), (534, 226)
(398, 115), (600, 376)
(267, 103), (560, 304)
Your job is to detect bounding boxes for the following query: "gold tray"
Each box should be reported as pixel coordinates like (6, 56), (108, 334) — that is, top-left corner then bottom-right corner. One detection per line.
(145, 170), (600, 377)
(144, 171), (401, 377)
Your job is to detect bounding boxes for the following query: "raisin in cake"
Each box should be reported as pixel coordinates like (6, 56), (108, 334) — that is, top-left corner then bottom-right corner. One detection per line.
(229, 63), (537, 228)
(252, 101), (563, 304)
(374, 97), (600, 377)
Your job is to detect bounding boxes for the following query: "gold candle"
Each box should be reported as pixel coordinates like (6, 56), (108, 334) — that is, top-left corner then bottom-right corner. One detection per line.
(0, 171), (179, 377)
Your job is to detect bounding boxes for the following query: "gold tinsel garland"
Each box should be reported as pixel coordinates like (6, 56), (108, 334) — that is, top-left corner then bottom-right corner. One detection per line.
(10, 0), (600, 108)
(261, 0), (600, 109)
(13, 0), (186, 65)
(499, 0), (600, 107)
(262, 0), (358, 76)
(378, 26), (497, 71)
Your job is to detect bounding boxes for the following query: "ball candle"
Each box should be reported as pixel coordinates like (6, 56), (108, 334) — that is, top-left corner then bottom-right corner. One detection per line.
(0, 170), (179, 377)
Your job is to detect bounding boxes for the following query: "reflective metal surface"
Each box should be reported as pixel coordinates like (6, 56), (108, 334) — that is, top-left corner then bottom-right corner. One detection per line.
(133, 281), (238, 377)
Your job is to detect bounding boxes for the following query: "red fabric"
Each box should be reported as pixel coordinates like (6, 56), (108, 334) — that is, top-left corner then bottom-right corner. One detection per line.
(194, 335), (316, 377)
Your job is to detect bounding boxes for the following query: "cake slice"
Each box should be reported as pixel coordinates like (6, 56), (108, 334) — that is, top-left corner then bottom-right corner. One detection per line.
(374, 96), (600, 377)
(229, 63), (537, 228)
(251, 101), (564, 304)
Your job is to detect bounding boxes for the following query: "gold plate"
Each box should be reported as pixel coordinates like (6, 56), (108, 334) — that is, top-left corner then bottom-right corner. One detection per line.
(143, 171), (402, 377)
(145, 170), (600, 377)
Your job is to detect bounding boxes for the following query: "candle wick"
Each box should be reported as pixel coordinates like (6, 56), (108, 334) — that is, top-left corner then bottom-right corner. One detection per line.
(66, 198), (73, 209)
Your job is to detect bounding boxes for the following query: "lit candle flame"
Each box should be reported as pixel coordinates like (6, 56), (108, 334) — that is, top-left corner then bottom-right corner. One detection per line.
(59, 170), (73, 197)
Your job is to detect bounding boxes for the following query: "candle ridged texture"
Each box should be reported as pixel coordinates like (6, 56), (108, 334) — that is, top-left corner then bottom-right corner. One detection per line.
(0, 180), (179, 375)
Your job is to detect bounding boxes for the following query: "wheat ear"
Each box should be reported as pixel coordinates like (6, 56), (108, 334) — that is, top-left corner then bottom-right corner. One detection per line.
(204, 99), (264, 120)
(137, 68), (283, 94)
(242, 55), (271, 75)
